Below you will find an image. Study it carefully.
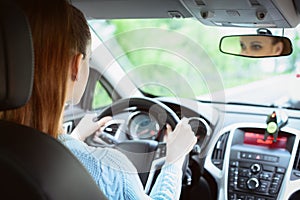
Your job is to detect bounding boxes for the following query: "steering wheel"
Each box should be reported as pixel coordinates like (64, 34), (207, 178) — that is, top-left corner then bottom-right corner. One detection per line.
(85, 97), (184, 191)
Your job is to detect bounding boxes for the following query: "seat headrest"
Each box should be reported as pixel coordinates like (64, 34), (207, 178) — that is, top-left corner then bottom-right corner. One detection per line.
(0, 1), (34, 110)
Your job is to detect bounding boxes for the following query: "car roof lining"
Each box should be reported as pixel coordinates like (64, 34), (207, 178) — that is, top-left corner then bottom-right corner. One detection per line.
(71, 0), (193, 19)
(72, 0), (300, 28)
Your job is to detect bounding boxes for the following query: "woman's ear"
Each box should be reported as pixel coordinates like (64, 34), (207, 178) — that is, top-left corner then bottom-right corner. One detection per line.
(274, 42), (284, 56)
(71, 53), (84, 81)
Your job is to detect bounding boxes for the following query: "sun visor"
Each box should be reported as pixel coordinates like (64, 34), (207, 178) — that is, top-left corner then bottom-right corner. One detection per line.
(180, 0), (300, 28)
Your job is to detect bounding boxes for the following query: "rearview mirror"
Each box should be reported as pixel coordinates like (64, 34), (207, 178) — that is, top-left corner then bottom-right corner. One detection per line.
(219, 35), (292, 58)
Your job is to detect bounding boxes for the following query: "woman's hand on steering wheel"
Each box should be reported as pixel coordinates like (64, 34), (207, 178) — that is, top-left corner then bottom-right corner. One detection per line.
(71, 113), (112, 141)
(165, 117), (197, 168)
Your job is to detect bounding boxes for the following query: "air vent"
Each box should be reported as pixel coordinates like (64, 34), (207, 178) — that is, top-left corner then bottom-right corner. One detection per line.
(293, 141), (300, 171)
(63, 121), (74, 134)
(211, 132), (230, 170)
(103, 123), (120, 136)
(194, 0), (206, 6)
(291, 140), (300, 180)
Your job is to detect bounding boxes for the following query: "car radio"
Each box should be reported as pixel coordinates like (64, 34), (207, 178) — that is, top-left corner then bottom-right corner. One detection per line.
(227, 128), (293, 200)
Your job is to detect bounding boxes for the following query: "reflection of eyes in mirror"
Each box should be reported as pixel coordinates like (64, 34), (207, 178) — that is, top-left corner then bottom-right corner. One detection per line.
(240, 41), (263, 51)
(219, 35), (292, 58)
(239, 36), (283, 57)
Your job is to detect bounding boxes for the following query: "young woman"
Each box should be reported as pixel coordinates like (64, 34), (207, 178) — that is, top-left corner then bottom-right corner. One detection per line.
(0, 0), (197, 199)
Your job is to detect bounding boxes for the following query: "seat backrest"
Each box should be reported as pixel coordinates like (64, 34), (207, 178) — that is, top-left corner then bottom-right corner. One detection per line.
(0, 1), (107, 199)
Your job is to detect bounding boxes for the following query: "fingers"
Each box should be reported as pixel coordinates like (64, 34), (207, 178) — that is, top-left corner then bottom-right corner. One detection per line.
(166, 124), (172, 134)
(71, 114), (112, 141)
(97, 116), (112, 127)
(185, 133), (197, 153)
(169, 117), (192, 141)
(163, 124), (172, 142)
(165, 117), (197, 164)
(173, 117), (190, 132)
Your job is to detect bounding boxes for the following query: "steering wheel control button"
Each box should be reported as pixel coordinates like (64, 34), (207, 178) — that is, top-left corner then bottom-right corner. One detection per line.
(154, 143), (166, 160)
(154, 148), (161, 159)
(247, 178), (260, 190)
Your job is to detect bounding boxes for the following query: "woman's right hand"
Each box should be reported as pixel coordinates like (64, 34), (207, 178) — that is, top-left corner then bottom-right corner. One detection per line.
(71, 114), (112, 141)
(165, 117), (197, 166)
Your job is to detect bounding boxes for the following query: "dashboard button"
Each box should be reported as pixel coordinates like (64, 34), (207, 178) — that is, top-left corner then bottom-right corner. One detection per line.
(239, 168), (251, 177)
(241, 152), (247, 158)
(238, 184), (247, 189)
(247, 153), (254, 159)
(237, 194), (246, 200)
(230, 161), (239, 167)
(276, 167), (285, 174)
(228, 193), (236, 200)
(260, 172), (273, 181)
(269, 188), (277, 194)
(263, 155), (278, 162)
(238, 177), (247, 182)
(258, 186), (267, 193)
(272, 174), (283, 183)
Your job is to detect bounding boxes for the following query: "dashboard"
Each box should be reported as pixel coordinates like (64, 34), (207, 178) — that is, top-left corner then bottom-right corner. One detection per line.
(145, 98), (300, 200)
(65, 97), (300, 200)
(195, 104), (300, 200)
(207, 124), (300, 200)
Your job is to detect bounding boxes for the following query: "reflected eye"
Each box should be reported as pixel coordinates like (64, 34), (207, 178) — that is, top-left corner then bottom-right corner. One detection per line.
(240, 42), (246, 50)
(250, 44), (262, 51)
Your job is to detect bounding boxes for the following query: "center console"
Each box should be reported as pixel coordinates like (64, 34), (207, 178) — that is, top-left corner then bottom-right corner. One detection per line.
(227, 128), (295, 200)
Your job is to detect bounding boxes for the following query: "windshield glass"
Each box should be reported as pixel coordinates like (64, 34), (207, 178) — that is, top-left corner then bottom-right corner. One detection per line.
(89, 18), (300, 109)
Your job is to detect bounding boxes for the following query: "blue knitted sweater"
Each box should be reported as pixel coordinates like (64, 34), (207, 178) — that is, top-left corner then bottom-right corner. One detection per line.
(59, 134), (182, 200)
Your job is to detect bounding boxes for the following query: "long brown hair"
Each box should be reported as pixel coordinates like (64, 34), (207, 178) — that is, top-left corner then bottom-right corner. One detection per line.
(0, 0), (91, 138)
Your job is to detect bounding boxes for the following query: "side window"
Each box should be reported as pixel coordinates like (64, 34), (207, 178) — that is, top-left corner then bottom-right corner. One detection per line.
(92, 81), (112, 110)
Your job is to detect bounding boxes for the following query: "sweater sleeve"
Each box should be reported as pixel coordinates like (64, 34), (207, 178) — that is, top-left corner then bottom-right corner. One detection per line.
(58, 134), (183, 200)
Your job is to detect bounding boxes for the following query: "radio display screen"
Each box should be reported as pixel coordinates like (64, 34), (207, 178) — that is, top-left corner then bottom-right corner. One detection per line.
(244, 132), (287, 149)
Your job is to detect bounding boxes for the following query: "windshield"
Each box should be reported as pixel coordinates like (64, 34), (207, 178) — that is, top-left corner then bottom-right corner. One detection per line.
(89, 18), (300, 109)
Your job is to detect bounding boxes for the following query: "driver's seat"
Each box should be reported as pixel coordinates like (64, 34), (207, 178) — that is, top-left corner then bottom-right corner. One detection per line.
(0, 1), (107, 199)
